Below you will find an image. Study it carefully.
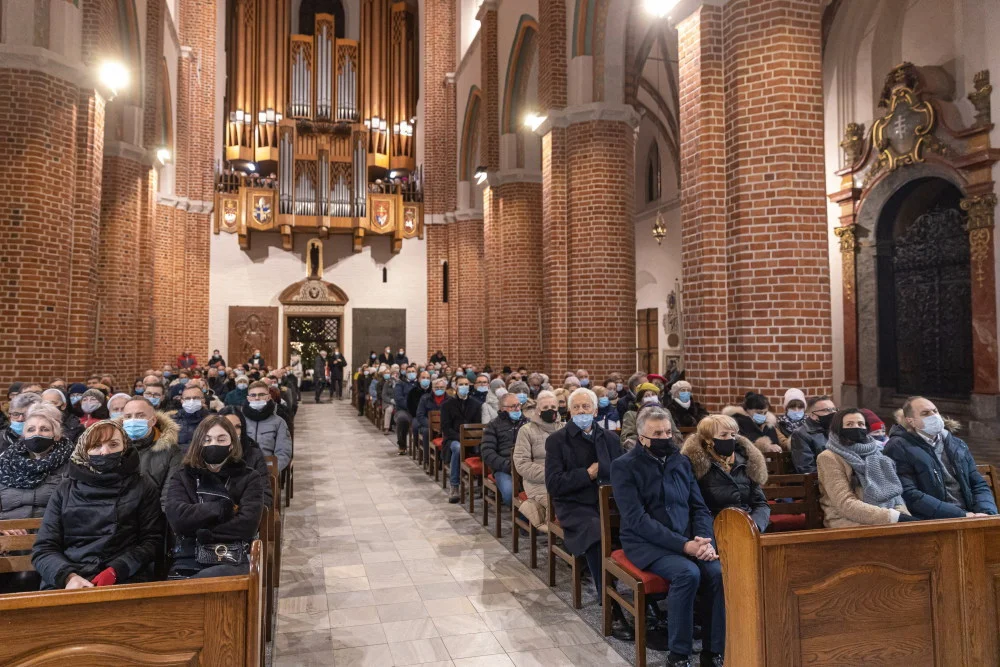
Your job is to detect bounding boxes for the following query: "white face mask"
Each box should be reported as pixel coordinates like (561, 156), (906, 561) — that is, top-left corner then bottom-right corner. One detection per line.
(81, 400), (100, 414)
(642, 395), (659, 405)
(182, 399), (202, 414)
(919, 413), (945, 436)
(248, 400), (268, 411)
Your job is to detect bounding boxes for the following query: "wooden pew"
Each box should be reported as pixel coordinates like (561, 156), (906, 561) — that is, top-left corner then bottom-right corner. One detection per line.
(511, 465), (539, 568)
(765, 450), (793, 475)
(716, 509), (1000, 666)
(977, 463), (998, 500)
(0, 540), (264, 666)
(763, 473), (823, 532)
(0, 518), (42, 575)
(546, 493), (583, 609)
(427, 411), (444, 483)
(457, 424), (485, 514)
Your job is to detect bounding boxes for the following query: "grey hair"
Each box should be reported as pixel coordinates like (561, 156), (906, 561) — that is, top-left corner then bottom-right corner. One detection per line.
(508, 381), (529, 395)
(528, 373), (544, 384)
(568, 387), (598, 411)
(11, 392), (42, 412)
(25, 402), (63, 440)
(41, 388), (67, 407)
(499, 392), (521, 407)
(636, 406), (673, 437)
(432, 377), (448, 387)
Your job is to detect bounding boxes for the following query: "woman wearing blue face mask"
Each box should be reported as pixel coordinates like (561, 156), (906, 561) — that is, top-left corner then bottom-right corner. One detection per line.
(724, 391), (785, 454)
(776, 389), (808, 441)
(1, 393), (42, 454)
(666, 380), (709, 428)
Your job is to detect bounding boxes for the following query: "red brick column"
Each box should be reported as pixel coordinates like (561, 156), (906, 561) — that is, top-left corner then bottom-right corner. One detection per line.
(454, 219), (486, 364)
(478, 2), (500, 173)
(677, 5), (730, 409)
(538, 0), (567, 111)
(153, 205), (179, 363)
(541, 128), (570, 374)
(484, 188), (501, 367)
(494, 182), (543, 369)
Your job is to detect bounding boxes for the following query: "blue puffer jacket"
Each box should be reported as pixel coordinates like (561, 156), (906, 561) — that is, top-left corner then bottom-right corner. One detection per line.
(884, 425), (997, 519)
(611, 444), (715, 570)
(394, 379), (415, 412)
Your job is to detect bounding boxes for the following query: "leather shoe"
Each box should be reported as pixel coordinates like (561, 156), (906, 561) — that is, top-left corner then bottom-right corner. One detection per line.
(700, 654), (723, 667)
(666, 656), (692, 667)
(610, 602), (635, 642)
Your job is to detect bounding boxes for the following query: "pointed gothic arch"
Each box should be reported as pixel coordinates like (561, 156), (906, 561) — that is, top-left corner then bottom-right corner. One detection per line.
(460, 87), (483, 183)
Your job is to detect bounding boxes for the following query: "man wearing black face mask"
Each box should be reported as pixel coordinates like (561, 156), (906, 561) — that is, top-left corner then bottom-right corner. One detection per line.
(611, 407), (726, 667)
(790, 396), (837, 474)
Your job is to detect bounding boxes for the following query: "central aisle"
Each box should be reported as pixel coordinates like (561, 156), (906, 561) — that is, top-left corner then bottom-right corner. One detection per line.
(274, 400), (628, 666)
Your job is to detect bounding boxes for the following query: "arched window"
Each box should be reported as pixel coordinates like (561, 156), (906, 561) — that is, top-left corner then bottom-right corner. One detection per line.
(299, 0), (345, 38)
(646, 141), (661, 203)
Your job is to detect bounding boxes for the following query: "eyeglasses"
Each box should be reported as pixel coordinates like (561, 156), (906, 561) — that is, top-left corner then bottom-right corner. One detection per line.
(812, 407), (837, 415)
(248, 393), (270, 399)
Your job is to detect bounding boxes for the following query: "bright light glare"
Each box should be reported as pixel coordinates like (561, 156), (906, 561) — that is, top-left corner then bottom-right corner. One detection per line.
(644, 0), (679, 18)
(156, 148), (171, 164)
(98, 61), (129, 94)
(524, 113), (546, 132)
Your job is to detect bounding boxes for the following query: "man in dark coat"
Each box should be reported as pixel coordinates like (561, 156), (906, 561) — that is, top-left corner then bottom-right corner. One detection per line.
(329, 348), (347, 399)
(790, 396), (837, 473)
(544, 387), (632, 641)
(885, 396), (997, 519)
(414, 376), (447, 466)
(313, 350), (331, 403)
(378, 346), (393, 365)
(481, 392), (528, 505)
(440, 376), (482, 503)
(395, 348), (409, 365)
(611, 406), (725, 667)
(393, 367), (418, 455)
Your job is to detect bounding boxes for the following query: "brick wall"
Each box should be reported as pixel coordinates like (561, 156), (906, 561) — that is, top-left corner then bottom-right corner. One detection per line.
(538, 0), (567, 111)
(453, 219), (485, 364)
(479, 7), (499, 171)
(425, 224), (451, 357)
(541, 128), (569, 374)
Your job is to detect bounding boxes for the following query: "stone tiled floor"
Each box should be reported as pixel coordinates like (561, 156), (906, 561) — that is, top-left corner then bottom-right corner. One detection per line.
(273, 400), (628, 667)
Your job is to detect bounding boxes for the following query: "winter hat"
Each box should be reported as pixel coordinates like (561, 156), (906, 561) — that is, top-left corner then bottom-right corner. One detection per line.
(782, 389), (806, 409)
(7, 381), (23, 397)
(860, 408), (885, 433)
(646, 374), (667, 384)
(636, 382), (661, 395)
(68, 383), (87, 396)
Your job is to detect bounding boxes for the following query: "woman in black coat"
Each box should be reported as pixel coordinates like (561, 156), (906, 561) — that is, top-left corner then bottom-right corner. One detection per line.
(723, 391), (785, 453)
(680, 414), (770, 533)
(31, 420), (164, 590)
(219, 406), (273, 509)
(165, 415), (264, 579)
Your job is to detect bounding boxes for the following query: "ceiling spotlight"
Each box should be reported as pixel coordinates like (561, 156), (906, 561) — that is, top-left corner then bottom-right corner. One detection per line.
(156, 148), (171, 164)
(644, 0), (679, 18)
(246, 162), (257, 173)
(524, 113), (546, 132)
(474, 166), (488, 185)
(98, 61), (129, 98)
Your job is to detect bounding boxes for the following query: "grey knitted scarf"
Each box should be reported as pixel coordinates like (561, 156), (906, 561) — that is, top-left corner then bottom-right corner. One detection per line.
(825, 433), (905, 508)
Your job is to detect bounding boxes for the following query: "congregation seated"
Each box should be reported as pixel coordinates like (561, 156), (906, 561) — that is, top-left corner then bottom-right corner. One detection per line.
(41, 388), (84, 444)
(2, 392), (42, 454)
(108, 392), (131, 420)
(480, 377), (505, 423)
(0, 403), (72, 522)
(723, 391), (785, 454)
(789, 395), (837, 473)
(224, 374), (250, 406)
(242, 381), (292, 472)
(680, 413), (770, 533)
(885, 396), (998, 519)
(165, 416), (264, 579)
(379, 365), (397, 434)
(594, 386), (621, 431)
(119, 396), (182, 502)
(481, 392), (529, 505)
(392, 366), (418, 455)
(219, 406), (274, 508)
(817, 408), (914, 528)
(172, 384), (212, 449)
(775, 388), (807, 442)
(512, 390), (562, 527)
(77, 388), (110, 429)
(544, 387), (633, 641)
(415, 377), (448, 462)
(32, 420), (163, 590)
(666, 380), (709, 429)
(610, 406), (725, 667)
(441, 376), (483, 503)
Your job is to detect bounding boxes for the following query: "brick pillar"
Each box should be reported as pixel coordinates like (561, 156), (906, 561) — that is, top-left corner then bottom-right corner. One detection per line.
(677, 0), (831, 408)
(538, 0), (567, 111)
(494, 182), (543, 369)
(153, 205), (178, 362)
(454, 219), (486, 364)
(478, 2), (499, 173)
(677, 5), (730, 409)
(542, 128), (570, 375)
(565, 120), (636, 380)
(484, 188), (501, 367)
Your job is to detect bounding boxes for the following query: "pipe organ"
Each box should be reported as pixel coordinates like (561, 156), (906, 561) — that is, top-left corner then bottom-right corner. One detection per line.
(216, 0), (422, 253)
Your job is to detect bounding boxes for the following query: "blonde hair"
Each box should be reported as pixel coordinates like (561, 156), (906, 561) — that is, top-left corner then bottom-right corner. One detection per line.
(25, 402), (64, 440)
(696, 414), (739, 446)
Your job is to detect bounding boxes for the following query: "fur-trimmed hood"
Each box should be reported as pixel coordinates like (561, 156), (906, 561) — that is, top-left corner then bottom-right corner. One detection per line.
(722, 405), (777, 429)
(681, 432), (768, 486)
(150, 411), (180, 453)
(893, 409), (961, 434)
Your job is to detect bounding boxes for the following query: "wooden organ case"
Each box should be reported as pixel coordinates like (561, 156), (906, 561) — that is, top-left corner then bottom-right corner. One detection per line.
(215, 0), (422, 253)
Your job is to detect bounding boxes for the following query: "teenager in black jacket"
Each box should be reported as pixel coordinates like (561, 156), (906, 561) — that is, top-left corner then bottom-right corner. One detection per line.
(165, 415), (264, 579)
(440, 377), (482, 503)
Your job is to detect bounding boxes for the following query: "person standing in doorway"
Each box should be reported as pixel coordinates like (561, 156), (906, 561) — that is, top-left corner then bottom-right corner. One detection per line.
(313, 350), (331, 403)
(330, 348), (347, 400)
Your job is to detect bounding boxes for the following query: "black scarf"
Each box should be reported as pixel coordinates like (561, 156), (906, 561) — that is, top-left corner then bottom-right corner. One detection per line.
(69, 445), (141, 482)
(242, 401), (276, 422)
(0, 438), (72, 489)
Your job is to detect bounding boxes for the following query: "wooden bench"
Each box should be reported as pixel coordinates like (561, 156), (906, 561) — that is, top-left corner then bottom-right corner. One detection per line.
(511, 465), (540, 569)
(0, 518), (42, 576)
(0, 540), (264, 666)
(427, 411), (444, 484)
(763, 473), (822, 532)
(764, 450), (794, 475)
(546, 493), (583, 609)
(458, 424), (485, 514)
(715, 508), (1000, 666)
(599, 485), (667, 667)
(977, 463), (998, 500)
(264, 456), (284, 643)
(482, 463), (503, 538)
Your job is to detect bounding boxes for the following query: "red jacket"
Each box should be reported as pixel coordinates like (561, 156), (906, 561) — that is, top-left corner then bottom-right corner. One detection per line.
(177, 354), (198, 369)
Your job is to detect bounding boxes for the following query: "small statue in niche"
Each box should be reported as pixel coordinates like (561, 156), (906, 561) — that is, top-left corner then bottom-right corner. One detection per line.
(307, 238), (323, 279)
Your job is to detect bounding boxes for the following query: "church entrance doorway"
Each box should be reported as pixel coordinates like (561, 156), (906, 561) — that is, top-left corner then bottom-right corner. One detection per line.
(876, 177), (972, 399)
(287, 316), (342, 383)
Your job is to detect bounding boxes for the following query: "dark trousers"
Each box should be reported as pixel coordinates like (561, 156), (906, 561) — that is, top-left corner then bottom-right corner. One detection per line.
(396, 410), (412, 450)
(357, 392), (366, 416)
(644, 554), (725, 656)
(332, 377), (343, 399)
(583, 542), (603, 596)
(315, 379), (332, 403)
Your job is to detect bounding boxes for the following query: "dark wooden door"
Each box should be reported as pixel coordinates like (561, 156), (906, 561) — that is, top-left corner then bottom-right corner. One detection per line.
(636, 308), (659, 374)
(352, 308), (406, 368)
(228, 306), (279, 369)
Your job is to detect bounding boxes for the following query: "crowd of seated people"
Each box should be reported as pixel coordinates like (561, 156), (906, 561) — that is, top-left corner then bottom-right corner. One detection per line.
(352, 353), (999, 667)
(0, 353), (297, 593)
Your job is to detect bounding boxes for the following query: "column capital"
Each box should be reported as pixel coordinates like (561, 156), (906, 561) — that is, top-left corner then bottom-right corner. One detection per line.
(672, 0), (731, 26)
(535, 103), (641, 135)
(487, 170), (543, 188)
(475, 0), (498, 21)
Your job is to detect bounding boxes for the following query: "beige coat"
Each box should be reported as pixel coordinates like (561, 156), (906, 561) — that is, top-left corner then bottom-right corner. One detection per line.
(512, 415), (563, 527)
(817, 449), (909, 528)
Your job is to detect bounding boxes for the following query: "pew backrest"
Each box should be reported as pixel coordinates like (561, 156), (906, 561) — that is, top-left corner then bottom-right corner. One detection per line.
(0, 518), (43, 574)
(459, 423), (485, 463)
(597, 485), (621, 559)
(977, 463), (998, 502)
(762, 473), (822, 529)
(765, 451), (793, 475)
(429, 411), (442, 440)
(0, 540), (264, 666)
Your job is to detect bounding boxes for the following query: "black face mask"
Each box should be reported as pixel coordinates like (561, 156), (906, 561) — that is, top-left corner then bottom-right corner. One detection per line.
(203, 445), (231, 465)
(817, 413), (835, 430)
(646, 437), (675, 457)
(712, 437), (736, 457)
(89, 451), (123, 473)
(558, 407), (569, 418)
(23, 436), (56, 455)
(840, 427), (868, 444)
(540, 409), (559, 424)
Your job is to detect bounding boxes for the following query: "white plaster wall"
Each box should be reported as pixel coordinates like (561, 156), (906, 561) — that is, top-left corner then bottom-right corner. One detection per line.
(209, 233), (427, 372)
(458, 0), (480, 60)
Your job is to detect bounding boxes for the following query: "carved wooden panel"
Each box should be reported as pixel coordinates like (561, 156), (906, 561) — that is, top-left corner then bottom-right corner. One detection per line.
(229, 306), (279, 369)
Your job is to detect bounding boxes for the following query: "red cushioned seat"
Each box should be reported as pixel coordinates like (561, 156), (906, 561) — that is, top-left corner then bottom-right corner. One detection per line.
(432, 437), (443, 449)
(487, 473), (495, 483)
(768, 514), (807, 532)
(464, 457), (483, 474)
(609, 550), (669, 594)
(517, 492), (528, 501)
